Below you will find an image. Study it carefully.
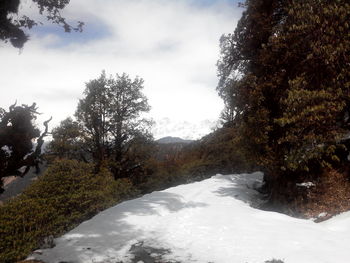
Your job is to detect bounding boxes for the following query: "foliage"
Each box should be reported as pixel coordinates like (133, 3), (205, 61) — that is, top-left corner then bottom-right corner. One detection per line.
(193, 126), (254, 174)
(136, 126), (254, 194)
(46, 117), (88, 162)
(0, 102), (50, 193)
(118, 133), (156, 184)
(131, 158), (182, 193)
(0, 159), (136, 262)
(217, 0), (350, 203)
(0, 0), (83, 48)
(75, 71), (152, 178)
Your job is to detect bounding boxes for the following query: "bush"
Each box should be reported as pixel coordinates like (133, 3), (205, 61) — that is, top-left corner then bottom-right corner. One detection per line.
(293, 169), (350, 220)
(0, 159), (135, 263)
(130, 158), (182, 194)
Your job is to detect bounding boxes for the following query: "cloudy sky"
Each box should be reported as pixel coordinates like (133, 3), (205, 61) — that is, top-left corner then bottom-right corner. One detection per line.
(0, 0), (242, 139)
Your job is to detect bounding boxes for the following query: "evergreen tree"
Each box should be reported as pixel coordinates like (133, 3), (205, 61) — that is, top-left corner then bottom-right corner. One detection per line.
(217, 0), (350, 202)
(273, 1), (350, 173)
(217, 0), (285, 165)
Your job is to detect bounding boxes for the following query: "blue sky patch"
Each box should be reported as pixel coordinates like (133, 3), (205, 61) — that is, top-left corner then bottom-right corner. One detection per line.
(29, 17), (111, 48)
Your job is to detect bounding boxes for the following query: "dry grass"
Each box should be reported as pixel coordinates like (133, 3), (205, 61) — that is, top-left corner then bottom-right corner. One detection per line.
(296, 169), (350, 221)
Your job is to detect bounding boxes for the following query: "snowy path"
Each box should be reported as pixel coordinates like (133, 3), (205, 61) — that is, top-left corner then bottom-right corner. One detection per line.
(30, 172), (350, 263)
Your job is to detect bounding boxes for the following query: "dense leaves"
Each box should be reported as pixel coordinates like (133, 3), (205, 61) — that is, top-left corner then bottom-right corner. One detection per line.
(217, 0), (350, 203)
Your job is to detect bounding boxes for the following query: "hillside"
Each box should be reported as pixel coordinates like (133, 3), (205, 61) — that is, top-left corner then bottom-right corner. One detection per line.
(28, 172), (350, 263)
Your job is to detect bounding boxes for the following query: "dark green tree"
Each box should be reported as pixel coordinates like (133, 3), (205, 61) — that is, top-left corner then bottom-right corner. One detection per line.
(0, 0), (83, 48)
(217, 0), (350, 202)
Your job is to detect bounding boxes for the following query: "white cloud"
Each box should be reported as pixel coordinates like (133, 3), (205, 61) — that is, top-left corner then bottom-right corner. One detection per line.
(0, 0), (242, 139)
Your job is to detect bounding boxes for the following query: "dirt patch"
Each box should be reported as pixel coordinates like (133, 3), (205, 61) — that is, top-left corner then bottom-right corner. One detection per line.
(128, 241), (181, 263)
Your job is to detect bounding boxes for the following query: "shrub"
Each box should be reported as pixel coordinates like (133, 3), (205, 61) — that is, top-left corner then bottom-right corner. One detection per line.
(0, 159), (135, 262)
(294, 169), (350, 220)
(131, 158), (183, 194)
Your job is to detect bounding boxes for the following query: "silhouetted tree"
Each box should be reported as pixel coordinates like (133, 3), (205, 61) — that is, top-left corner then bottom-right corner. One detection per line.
(75, 71), (152, 178)
(0, 0), (83, 48)
(0, 102), (51, 193)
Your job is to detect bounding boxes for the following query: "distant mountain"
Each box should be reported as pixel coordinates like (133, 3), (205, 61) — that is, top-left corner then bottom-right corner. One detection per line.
(152, 118), (220, 140)
(156, 136), (194, 144)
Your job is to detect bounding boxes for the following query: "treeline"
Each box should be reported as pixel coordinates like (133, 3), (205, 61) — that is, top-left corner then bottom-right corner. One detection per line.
(1, 71), (236, 262)
(217, 0), (350, 215)
(1, 0), (350, 261)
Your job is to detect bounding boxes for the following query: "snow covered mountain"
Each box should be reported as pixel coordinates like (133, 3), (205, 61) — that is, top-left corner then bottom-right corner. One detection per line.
(152, 118), (220, 140)
(29, 172), (350, 263)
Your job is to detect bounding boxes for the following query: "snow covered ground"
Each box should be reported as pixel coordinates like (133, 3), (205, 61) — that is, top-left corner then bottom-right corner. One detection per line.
(29, 172), (350, 263)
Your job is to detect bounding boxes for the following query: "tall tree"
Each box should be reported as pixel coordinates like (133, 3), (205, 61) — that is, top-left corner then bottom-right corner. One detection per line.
(217, 0), (285, 163)
(75, 71), (152, 178)
(217, 0), (350, 202)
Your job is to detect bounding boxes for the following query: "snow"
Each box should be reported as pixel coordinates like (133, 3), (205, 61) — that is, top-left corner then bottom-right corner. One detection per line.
(152, 118), (219, 140)
(296, 182), (315, 188)
(1, 145), (12, 156)
(317, 212), (328, 218)
(29, 172), (350, 263)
